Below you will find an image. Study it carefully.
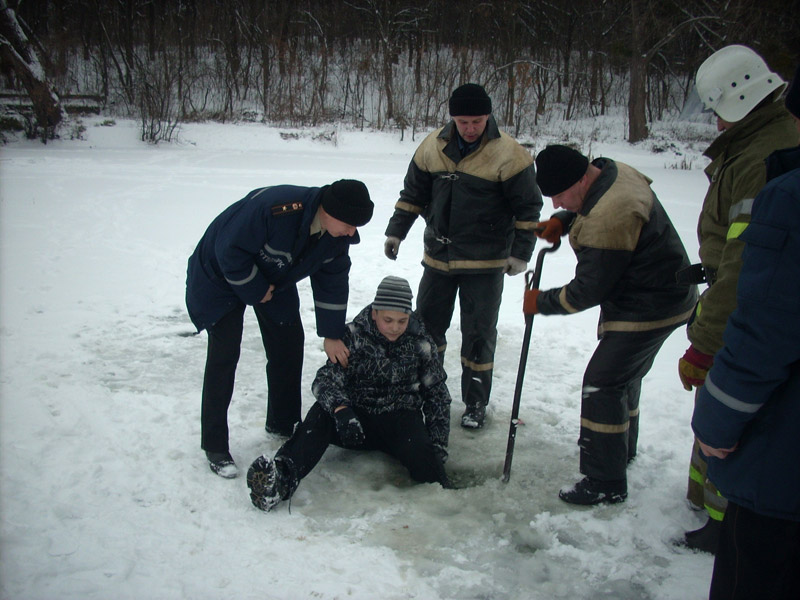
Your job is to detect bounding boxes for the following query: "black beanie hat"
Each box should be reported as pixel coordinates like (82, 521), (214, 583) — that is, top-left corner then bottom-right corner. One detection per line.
(449, 83), (492, 116)
(785, 64), (800, 119)
(535, 145), (589, 197)
(372, 276), (413, 314)
(321, 179), (374, 227)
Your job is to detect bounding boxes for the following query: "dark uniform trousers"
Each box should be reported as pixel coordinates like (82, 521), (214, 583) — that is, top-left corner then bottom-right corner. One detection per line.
(276, 402), (448, 485)
(201, 302), (304, 454)
(416, 269), (504, 409)
(710, 502), (800, 600)
(579, 325), (678, 482)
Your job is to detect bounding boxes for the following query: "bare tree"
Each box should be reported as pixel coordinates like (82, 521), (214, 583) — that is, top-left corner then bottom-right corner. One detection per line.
(0, 0), (64, 139)
(345, 0), (429, 125)
(8, 0), (797, 141)
(627, 0), (718, 143)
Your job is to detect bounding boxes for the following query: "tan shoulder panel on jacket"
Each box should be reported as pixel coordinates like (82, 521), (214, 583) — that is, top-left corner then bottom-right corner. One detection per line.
(460, 131), (533, 182)
(571, 162), (653, 252)
(413, 128), (532, 182)
(413, 127), (455, 173)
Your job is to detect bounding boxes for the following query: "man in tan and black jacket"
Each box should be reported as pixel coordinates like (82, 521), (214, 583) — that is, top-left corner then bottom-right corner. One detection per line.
(384, 83), (542, 429)
(526, 145), (697, 505)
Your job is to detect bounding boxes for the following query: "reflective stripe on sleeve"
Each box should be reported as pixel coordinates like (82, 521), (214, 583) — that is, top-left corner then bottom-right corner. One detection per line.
(225, 265), (259, 286)
(315, 301), (347, 311)
(726, 222), (748, 240)
(704, 374), (762, 414)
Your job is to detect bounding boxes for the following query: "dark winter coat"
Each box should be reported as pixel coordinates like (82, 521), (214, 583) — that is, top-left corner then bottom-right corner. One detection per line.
(692, 147), (800, 521)
(689, 101), (797, 355)
(186, 185), (357, 337)
(385, 116), (543, 274)
(312, 306), (451, 454)
(537, 159), (697, 334)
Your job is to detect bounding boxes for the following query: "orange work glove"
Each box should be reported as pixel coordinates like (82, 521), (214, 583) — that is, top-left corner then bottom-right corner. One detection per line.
(678, 346), (714, 391)
(523, 288), (540, 315)
(534, 218), (564, 244)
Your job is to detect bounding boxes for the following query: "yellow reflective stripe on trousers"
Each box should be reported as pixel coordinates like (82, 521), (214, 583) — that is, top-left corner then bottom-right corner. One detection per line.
(704, 489), (726, 522)
(580, 418), (629, 434)
(689, 464), (705, 486)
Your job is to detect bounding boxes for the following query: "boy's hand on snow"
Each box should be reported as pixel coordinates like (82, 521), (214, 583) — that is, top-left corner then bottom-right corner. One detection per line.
(324, 338), (350, 367)
(333, 406), (365, 447)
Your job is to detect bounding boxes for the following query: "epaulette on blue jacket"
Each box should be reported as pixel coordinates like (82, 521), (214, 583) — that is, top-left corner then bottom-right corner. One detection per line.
(186, 185), (358, 338)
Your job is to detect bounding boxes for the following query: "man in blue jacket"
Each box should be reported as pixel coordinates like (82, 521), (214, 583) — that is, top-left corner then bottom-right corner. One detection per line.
(691, 67), (800, 599)
(186, 180), (374, 478)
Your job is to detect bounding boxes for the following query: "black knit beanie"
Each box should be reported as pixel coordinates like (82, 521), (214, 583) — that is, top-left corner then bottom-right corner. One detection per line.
(321, 179), (374, 227)
(785, 64), (800, 119)
(372, 276), (413, 314)
(535, 145), (589, 197)
(449, 83), (492, 116)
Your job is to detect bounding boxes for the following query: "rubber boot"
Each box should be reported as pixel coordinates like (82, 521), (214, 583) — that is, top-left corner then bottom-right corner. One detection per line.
(682, 516), (722, 554)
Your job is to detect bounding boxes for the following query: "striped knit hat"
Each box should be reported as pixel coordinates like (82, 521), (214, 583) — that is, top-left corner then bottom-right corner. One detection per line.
(372, 276), (413, 314)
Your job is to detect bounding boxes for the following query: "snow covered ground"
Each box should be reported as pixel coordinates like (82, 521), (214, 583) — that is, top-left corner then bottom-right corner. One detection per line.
(1, 116), (718, 599)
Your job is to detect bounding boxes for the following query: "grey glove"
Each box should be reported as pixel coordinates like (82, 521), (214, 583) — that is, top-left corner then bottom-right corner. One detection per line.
(503, 256), (527, 276)
(384, 236), (401, 260)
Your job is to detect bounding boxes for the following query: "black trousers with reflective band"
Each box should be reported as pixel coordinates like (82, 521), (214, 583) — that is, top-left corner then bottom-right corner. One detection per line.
(200, 302), (304, 453)
(416, 269), (503, 408)
(579, 325), (677, 482)
(276, 402), (448, 485)
(710, 501), (800, 600)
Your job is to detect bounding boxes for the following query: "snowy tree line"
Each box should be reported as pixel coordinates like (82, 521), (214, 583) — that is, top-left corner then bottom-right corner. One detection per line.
(2, 0), (798, 142)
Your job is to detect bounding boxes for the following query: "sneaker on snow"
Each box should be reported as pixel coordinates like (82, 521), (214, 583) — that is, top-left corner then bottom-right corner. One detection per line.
(206, 451), (238, 479)
(460, 404), (486, 429)
(558, 476), (627, 505)
(246, 455), (297, 512)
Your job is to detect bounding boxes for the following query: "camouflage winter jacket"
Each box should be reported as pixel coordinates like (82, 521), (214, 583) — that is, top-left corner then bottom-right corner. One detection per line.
(689, 101), (797, 355)
(385, 116), (543, 274)
(312, 305), (451, 453)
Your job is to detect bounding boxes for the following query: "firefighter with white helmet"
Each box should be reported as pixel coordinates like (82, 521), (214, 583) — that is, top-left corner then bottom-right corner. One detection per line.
(677, 44), (798, 553)
(695, 44), (787, 123)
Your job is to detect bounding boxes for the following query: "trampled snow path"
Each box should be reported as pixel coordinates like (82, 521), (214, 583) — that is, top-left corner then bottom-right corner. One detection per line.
(1, 118), (715, 599)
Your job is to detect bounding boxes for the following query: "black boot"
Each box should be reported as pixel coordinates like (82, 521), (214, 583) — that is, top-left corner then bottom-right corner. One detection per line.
(558, 476), (627, 505)
(247, 455), (298, 512)
(682, 517), (722, 554)
(460, 404), (486, 429)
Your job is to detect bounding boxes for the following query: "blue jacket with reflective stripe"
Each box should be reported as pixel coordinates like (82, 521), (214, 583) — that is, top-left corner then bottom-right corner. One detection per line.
(692, 147), (800, 521)
(185, 185), (357, 338)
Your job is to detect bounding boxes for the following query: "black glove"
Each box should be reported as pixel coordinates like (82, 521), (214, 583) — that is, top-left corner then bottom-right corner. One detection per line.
(334, 407), (365, 447)
(384, 236), (401, 260)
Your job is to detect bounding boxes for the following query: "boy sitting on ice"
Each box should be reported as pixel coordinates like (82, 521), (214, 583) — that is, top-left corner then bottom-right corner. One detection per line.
(247, 276), (452, 511)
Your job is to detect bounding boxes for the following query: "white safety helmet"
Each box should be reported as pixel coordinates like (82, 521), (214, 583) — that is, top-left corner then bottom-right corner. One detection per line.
(695, 45), (786, 123)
